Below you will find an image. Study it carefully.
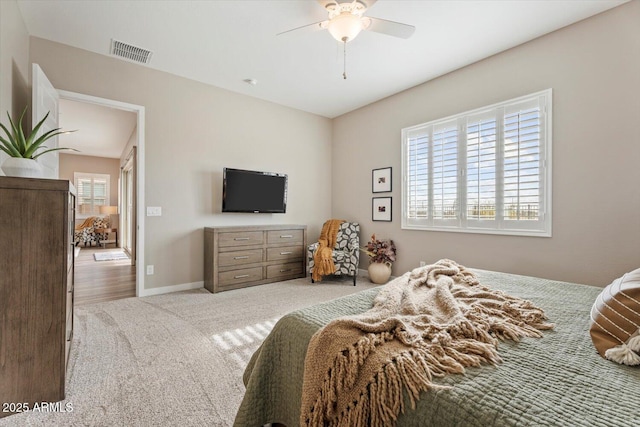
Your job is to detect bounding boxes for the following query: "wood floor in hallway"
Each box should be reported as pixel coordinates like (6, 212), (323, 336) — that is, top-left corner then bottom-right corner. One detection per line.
(74, 246), (136, 306)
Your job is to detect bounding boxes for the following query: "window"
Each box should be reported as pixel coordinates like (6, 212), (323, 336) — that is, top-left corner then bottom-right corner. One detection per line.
(74, 172), (110, 217)
(402, 89), (551, 237)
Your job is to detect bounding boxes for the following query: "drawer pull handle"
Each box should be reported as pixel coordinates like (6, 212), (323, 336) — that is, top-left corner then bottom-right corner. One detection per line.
(280, 235), (293, 238)
(234, 237), (250, 241)
(279, 269), (293, 273)
(280, 251), (293, 255)
(234, 274), (250, 279)
(234, 256), (249, 260)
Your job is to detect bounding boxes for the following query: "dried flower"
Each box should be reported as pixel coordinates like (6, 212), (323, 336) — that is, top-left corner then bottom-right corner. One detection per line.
(360, 234), (396, 265)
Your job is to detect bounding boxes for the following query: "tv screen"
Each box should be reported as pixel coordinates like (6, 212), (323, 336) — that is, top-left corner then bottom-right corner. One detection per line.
(222, 167), (287, 213)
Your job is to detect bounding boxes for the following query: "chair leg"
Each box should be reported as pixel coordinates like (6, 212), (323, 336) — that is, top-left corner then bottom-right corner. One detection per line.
(353, 275), (356, 286)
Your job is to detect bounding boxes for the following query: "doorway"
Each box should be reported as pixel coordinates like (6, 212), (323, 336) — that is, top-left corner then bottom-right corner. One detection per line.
(58, 90), (146, 298)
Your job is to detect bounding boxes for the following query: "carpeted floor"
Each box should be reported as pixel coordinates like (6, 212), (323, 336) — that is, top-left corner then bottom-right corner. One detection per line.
(0, 276), (378, 426)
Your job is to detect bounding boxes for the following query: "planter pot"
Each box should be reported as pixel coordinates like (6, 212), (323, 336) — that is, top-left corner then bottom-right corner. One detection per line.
(1, 157), (43, 178)
(368, 262), (392, 284)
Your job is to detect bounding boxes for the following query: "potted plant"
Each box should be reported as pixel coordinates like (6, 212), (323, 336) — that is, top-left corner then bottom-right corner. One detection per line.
(360, 234), (397, 284)
(0, 107), (76, 177)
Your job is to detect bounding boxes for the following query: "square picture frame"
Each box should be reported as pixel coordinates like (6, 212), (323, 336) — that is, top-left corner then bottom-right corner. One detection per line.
(372, 197), (392, 222)
(372, 167), (392, 193)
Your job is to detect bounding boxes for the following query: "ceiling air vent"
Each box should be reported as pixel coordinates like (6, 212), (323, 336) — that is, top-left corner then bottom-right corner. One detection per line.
(110, 39), (153, 64)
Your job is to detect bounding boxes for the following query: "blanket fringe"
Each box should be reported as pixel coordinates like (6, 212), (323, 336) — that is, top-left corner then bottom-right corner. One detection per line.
(306, 312), (553, 426)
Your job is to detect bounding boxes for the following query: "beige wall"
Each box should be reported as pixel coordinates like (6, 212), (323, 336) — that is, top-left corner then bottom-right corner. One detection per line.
(10, 2), (638, 290)
(59, 153), (120, 218)
(29, 37), (333, 290)
(332, 1), (640, 287)
(0, 0), (30, 172)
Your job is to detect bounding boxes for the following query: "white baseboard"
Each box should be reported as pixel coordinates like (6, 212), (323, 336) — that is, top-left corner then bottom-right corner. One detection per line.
(139, 281), (204, 297)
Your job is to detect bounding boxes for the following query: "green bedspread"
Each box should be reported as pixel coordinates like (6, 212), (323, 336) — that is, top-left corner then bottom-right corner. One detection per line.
(233, 270), (640, 427)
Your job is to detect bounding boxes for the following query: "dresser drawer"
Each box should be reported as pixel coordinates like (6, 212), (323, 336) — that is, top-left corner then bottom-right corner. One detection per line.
(266, 246), (303, 262)
(266, 262), (304, 279)
(219, 231), (264, 247)
(267, 229), (303, 245)
(218, 266), (263, 286)
(219, 249), (263, 267)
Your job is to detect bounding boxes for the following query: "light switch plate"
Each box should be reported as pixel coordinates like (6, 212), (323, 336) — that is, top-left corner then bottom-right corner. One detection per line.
(147, 206), (162, 216)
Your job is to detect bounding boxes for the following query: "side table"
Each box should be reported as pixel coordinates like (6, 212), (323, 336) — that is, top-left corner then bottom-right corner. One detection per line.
(95, 228), (118, 248)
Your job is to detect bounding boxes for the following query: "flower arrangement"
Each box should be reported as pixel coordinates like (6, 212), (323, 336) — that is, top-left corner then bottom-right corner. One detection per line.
(361, 234), (396, 265)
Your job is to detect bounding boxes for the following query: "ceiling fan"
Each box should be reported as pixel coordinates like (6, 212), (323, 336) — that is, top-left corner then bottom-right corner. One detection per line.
(278, 0), (415, 78)
(279, 0), (415, 42)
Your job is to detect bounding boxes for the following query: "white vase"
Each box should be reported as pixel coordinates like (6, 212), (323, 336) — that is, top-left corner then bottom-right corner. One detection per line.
(1, 157), (43, 178)
(368, 262), (392, 284)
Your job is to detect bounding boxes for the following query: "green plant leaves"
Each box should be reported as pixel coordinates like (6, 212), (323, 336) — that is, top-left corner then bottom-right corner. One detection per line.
(0, 106), (77, 159)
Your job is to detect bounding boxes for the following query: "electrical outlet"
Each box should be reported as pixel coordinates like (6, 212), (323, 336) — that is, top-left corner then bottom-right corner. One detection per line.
(146, 265), (154, 275)
(419, 261), (426, 267)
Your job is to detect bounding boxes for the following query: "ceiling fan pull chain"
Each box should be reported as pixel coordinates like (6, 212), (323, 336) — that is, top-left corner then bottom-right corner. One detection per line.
(343, 38), (347, 80)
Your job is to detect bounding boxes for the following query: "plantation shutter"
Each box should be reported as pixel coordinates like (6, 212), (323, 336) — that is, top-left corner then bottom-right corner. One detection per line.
(401, 89), (551, 236)
(77, 178), (93, 215)
(503, 97), (543, 228)
(74, 173), (110, 217)
(406, 130), (429, 220)
(431, 121), (458, 224)
(466, 112), (497, 227)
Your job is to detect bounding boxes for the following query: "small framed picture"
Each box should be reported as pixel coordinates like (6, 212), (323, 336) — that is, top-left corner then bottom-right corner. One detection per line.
(372, 167), (392, 193)
(372, 197), (392, 222)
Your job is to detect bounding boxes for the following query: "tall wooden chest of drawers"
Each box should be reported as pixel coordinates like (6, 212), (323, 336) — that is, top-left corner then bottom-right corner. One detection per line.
(0, 177), (76, 417)
(204, 224), (307, 293)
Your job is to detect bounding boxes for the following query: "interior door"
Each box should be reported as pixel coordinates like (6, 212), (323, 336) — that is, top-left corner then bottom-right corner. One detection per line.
(32, 64), (60, 179)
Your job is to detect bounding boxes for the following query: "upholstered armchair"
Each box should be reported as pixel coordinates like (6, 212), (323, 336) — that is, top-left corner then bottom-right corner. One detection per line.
(308, 222), (360, 285)
(74, 216), (109, 246)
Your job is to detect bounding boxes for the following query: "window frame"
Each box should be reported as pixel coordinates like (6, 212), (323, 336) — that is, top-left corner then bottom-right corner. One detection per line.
(401, 89), (552, 237)
(74, 172), (111, 219)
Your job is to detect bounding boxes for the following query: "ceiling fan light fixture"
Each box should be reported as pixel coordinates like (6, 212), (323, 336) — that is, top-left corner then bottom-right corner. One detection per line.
(328, 12), (364, 42)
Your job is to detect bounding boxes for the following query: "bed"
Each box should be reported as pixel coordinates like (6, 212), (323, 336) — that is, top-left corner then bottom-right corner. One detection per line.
(233, 269), (640, 427)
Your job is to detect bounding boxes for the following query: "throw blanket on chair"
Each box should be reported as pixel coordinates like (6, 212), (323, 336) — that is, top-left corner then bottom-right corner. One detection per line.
(75, 216), (96, 231)
(311, 219), (344, 282)
(300, 259), (554, 427)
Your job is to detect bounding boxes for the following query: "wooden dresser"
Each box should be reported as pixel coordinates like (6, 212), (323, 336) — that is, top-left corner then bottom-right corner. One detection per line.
(204, 224), (307, 293)
(0, 177), (75, 417)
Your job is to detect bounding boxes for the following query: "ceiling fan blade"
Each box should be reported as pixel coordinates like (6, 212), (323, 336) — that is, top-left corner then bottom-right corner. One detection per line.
(365, 16), (415, 39)
(358, 0), (377, 9)
(277, 20), (328, 37)
(316, 0), (377, 11)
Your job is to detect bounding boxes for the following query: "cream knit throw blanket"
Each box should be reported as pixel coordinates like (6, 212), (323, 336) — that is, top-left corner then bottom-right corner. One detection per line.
(300, 259), (553, 427)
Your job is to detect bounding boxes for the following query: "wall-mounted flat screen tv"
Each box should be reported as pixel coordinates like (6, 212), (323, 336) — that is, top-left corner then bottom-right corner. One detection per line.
(222, 167), (287, 213)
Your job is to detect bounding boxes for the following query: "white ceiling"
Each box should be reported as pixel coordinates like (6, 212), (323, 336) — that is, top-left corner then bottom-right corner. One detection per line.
(18, 0), (625, 120)
(58, 99), (137, 159)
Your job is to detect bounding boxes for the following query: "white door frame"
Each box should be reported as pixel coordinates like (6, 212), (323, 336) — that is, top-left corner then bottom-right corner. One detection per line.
(58, 89), (145, 297)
